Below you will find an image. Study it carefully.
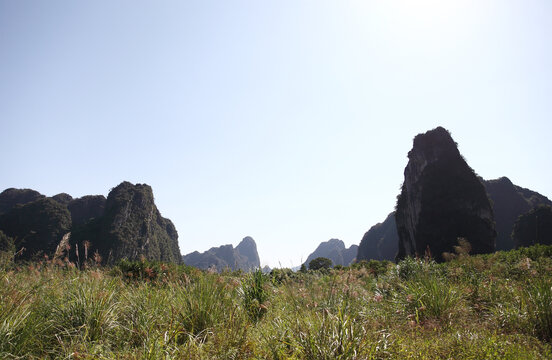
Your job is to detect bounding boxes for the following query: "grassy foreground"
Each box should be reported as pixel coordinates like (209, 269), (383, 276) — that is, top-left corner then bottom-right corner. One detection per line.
(1, 245), (552, 359)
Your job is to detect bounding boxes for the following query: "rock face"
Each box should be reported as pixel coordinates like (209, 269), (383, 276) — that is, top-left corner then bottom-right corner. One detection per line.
(0, 182), (181, 264)
(182, 237), (261, 272)
(235, 236), (261, 268)
(357, 212), (398, 262)
(484, 177), (551, 251)
(68, 195), (106, 226)
(304, 239), (358, 267)
(0, 198), (72, 260)
(93, 182), (181, 263)
(51, 193), (74, 206)
(395, 127), (496, 262)
(512, 205), (552, 247)
(0, 188), (45, 214)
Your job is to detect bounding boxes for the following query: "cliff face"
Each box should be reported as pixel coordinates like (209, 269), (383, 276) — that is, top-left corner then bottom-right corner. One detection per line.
(0, 188), (45, 215)
(512, 205), (552, 247)
(96, 182), (181, 263)
(182, 237), (261, 272)
(0, 198), (71, 260)
(67, 195), (106, 226)
(235, 236), (261, 269)
(357, 212), (398, 261)
(395, 127), (496, 262)
(0, 182), (182, 264)
(51, 193), (74, 206)
(304, 239), (358, 267)
(484, 177), (552, 251)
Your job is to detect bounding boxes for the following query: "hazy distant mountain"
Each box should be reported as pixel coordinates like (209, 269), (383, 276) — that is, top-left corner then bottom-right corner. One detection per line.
(182, 236), (261, 272)
(304, 239), (358, 267)
(396, 127), (496, 262)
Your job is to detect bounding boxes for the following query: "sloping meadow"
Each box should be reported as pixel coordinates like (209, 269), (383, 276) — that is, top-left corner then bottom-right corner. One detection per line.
(1, 245), (552, 359)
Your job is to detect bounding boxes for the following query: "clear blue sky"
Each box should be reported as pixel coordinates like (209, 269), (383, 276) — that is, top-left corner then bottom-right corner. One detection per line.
(1, 1), (551, 268)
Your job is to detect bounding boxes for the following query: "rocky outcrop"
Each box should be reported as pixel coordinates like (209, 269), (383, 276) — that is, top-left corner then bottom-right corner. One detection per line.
(304, 239), (358, 267)
(0, 198), (71, 260)
(51, 193), (73, 206)
(357, 212), (398, 261)
(235, 236), (261, 268)
(0, 182), (182, 264)
(68, 195), (106, 226)
(182, 237), (261, 272)
(93, 182), (181, 263)
(0, 188), (45, 215)
(512, 205), (552, 247)
(484, 177), (551, 251)
(395, 127), (496, 262)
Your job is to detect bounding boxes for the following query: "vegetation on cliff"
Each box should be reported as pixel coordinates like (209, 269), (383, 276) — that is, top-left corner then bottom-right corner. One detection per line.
(513, 205), (552, 248)
(0, 198), (71, 260)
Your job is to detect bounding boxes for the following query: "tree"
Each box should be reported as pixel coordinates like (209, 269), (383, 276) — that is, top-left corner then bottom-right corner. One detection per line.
(309, 257), (332, 270)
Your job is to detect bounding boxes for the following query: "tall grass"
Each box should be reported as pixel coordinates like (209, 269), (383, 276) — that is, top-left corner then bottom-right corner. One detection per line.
(1, 245), (552, 358)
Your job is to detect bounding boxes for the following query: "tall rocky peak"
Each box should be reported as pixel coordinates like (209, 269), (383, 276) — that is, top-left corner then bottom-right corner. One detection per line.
(305, 238), (358, 267)
(0, 188), (45, 214)
(396, 127), (496, 262)
(236, 236), (260, 268)
(182, 237), (261, 272)
(97, 181), (181, 263)
(357, 212), (398, 262)
(484, 177), (551, 250)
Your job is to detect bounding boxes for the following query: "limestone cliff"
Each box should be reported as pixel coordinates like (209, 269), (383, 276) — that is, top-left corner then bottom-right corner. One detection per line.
(0, 198), (71, 260)
(484, 177), (551, 251)
(395, 127), (496, 262)
(512, 205), (552, 247)
(357, 212), (398, 261)
(68, 195), (106, 226)
(97, 182), (181, 263)
(0, 188), (45, 215)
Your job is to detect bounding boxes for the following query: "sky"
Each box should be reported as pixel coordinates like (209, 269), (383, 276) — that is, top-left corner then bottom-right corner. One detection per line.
(1, 1), (551, 268)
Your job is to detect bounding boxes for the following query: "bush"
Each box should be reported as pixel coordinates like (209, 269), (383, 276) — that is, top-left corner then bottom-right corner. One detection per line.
(526, 278), (552, 341)
(241, 269), (269, 322)
(309, 257), (332, 271)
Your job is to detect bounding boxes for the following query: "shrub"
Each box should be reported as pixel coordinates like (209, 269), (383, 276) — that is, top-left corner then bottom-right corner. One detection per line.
(241, 269), (269, 322)
(526, 278), (552, 341)
(309, 257), (332, 271)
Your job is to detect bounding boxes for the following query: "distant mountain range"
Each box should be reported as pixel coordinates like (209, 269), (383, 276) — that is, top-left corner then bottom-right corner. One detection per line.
(182, 236), (260, 272)
(304, 239), (358, 268)
(2, 127), (550, 268)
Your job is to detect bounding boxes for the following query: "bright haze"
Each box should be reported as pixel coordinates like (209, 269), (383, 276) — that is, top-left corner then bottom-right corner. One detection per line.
(1, 1), (551, 268)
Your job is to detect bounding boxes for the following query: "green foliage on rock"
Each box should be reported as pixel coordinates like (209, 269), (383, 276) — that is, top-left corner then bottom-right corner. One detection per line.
(95, 182), (181, 264)
(0, 188), (45, 215)
(0, 198), (71, 260)
(513, 205), (552, 248)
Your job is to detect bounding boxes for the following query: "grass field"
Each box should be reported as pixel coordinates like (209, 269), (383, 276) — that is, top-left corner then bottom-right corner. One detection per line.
(1, 245), (552, 359)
